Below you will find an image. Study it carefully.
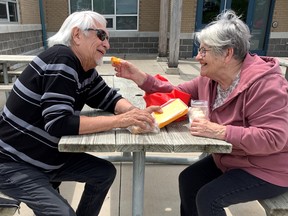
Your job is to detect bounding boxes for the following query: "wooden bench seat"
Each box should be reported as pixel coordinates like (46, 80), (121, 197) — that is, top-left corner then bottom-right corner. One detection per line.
(259, 191), (288, 216)
(6, 70), (22, 76)
(0, 70), (22, 76)
(0, 84), (13, 92)
(0, 70), (22, 84)
(0, 56), (111, 81)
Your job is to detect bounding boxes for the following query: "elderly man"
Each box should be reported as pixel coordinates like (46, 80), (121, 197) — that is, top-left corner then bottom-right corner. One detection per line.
(0, 11), (159, 216)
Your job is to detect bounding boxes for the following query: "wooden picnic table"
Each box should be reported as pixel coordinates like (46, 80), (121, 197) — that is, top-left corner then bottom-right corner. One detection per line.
(0, 55), (35, 98)
(0, 55), (112, 84)
(58, 75), (232, 216)
(0, 55), (35, 84)
(277, 57), (288, 79)
(0, 54), (112, 99)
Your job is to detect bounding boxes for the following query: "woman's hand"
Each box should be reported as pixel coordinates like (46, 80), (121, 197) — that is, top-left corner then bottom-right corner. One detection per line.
(190, 119), (226, 140)
(113, 60), (147, 86)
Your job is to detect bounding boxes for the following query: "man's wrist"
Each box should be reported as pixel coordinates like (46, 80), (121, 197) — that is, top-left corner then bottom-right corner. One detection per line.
(127, 105), (139, 112)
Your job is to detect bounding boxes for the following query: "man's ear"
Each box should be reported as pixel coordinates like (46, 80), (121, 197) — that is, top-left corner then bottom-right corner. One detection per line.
(71, 27), (81, 45)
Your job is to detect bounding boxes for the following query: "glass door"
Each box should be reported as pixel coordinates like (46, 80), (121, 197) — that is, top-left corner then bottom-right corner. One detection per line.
(193, 0), (275, 56)
(249, 0), (275, 55)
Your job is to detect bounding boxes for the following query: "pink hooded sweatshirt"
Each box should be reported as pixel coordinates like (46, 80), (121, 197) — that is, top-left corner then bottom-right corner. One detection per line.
(139, 53), (288, 187)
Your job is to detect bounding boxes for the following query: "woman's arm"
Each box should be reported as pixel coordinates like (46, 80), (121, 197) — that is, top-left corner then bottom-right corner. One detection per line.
(113, 60), (148, 86)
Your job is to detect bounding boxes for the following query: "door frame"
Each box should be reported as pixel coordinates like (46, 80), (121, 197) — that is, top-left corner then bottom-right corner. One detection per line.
(193, 0), (276, 57)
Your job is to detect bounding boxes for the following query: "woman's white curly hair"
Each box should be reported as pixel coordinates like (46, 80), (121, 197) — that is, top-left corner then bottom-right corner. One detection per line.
(196, 9), (251, 61)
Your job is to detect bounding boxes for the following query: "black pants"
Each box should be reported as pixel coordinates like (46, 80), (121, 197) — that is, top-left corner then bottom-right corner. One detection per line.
(0, 153), (116, 216)
(178, 155), (288, 216)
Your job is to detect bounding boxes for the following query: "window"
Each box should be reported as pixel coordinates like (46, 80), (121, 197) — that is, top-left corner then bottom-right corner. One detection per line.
(0, 0), (18, 22)
(70, 0), (138, 30)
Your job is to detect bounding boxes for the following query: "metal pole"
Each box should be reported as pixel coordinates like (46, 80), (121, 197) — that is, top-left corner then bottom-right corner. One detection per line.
(39, 0), (47, 49)
(132, 151), (145, 216)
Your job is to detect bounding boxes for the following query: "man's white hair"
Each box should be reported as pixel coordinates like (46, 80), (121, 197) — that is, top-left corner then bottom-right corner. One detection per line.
(48, 11), (107, 47)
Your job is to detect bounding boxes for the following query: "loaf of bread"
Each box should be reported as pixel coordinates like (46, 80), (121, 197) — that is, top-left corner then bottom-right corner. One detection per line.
(128, 123), (160, 134)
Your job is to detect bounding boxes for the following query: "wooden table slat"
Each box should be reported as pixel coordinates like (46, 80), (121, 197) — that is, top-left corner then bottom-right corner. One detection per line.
(116, 129), (174, 152)
(0, 55), (35, 63)
(114, 76), (146, 108)
(58, 131), (116, 152)
(166, 121), (232, 153)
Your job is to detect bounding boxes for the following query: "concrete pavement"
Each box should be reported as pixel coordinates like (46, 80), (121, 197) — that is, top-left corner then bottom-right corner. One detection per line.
(0, 55), (268, 215)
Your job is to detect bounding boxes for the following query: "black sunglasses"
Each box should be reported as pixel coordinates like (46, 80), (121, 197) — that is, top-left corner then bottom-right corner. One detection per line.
(84, 28), (109, 41)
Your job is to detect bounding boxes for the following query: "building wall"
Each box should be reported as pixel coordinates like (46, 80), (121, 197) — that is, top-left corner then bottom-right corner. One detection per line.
(139, 0), (160, 31)
(19, 0), (41, 24)
(44, 0), (69, 32)
(181, 0), (196, 33)
(179, 0), (196, 58)
(108, 0), (195, 57)
(271, 0), (288, 32)
(43, 0), (195, 57)
(0, 0), (43, 56)
(0, 30), (43, 55)
(0, 0), (287, 58)
(108, 0), (161, 55)
(267, 0), (288, 57)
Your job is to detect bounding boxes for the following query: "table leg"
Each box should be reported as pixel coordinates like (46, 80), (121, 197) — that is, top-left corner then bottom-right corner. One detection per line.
(132, 151), (145, 216)
(2, 63), (8, 84)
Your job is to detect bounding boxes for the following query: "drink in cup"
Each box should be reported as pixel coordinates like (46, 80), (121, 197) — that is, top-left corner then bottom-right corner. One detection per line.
(188, 100), (208, 123)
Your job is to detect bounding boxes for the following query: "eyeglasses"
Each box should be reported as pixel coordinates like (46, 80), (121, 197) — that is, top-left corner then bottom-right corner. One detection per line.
(198, 47), (211, 57)
(84, 28), (109, 41)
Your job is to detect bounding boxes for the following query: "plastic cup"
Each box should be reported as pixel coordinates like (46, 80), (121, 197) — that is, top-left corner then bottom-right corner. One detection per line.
(188, 100), (208, 123)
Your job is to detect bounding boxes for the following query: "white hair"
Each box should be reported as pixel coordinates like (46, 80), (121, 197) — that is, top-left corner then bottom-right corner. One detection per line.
(48, 11), (107, 47)
(196, 10), (251, 61)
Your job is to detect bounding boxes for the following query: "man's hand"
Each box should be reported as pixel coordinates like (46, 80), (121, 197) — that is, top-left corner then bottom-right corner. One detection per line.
(145, 105), (162, 114)
(117, 107), (157, 130)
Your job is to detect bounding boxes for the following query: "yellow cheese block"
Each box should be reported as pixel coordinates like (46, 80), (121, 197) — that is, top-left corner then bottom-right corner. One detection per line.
(153, 98), (188, 128)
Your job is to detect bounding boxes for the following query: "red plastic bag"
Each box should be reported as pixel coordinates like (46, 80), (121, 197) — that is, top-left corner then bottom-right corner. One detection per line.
(143, 74), (191, 121)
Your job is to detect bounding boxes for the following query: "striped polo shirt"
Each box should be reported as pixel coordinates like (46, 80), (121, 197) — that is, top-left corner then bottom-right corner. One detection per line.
(0, 45), (122, 171)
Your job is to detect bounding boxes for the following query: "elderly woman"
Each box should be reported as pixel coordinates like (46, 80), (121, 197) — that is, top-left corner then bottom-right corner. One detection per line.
(0, 11), (160, 216)
(113, 10), (288, 216)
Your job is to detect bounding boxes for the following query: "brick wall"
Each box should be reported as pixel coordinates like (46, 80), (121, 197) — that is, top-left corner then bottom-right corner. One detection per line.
(139, 0), (160, 31)
(107, 36), (159, 55)
(267, 38), (288, 57)
(44, 0), (69, 32)
(0, 0), (43, 57)
(271, 0), (288, 33)
(19, 0), (41, 24)
(10, 0), (288, 58)
(39, 0), (195, 58)
(181, 0), (196, 33)
(267, 0), (288, 56)
(0, 30), (43, 55)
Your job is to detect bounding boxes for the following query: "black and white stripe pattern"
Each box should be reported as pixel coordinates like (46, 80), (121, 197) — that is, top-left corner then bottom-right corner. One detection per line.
(0, 45), (122, 170)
